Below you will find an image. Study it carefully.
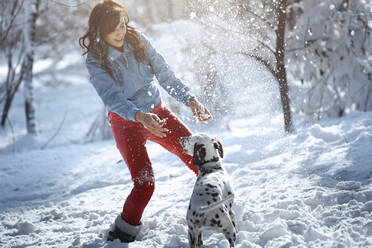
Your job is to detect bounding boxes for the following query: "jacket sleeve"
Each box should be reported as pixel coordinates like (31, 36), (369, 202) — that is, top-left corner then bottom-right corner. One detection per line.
(86, 54), (140, 121)
(139, 32), (195, 106)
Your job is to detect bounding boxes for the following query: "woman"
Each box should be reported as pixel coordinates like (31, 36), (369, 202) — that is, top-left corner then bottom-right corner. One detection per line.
(79, 0), (212, 243)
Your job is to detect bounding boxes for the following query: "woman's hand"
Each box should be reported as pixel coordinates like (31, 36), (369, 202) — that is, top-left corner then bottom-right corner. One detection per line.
(135, 111), (168, 138)
(188, 97), (213, 122)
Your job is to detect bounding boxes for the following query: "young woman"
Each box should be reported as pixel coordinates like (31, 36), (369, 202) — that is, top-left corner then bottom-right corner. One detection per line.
(79, 0), (212, 243)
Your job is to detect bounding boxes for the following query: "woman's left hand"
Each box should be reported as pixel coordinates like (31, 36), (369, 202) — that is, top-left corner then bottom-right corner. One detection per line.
(188, 97), (213, 122)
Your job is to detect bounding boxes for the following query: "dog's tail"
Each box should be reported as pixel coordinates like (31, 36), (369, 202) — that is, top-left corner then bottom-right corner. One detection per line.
(197, 195), (234, 213)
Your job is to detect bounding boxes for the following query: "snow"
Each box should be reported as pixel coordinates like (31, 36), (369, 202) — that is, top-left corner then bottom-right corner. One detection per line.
(1, 21), (372, 248)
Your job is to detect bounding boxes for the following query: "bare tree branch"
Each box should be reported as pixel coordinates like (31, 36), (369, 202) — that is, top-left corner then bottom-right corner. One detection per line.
(239, 5), (275, 30)
(236, 51), (277, 79)
(196, 18), (276, 56)
(0, 0), (25, 45)
(40, 107), (68, 150)
(225, 0), (275, 30)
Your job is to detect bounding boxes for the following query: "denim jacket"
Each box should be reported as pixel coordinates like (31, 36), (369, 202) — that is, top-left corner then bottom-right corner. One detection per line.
(85, 32), (194, 121)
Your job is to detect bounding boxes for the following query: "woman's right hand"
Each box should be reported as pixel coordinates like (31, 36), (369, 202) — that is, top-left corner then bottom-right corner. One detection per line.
(135, 111), (168, 138)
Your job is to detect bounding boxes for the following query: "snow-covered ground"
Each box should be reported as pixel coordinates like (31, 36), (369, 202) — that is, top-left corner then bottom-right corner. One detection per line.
(1, 21), (372, 248)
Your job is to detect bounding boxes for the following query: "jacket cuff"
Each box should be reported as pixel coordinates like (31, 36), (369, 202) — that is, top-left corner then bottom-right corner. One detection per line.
(121, 107), (140, 122)
(182, 91), (196, 106)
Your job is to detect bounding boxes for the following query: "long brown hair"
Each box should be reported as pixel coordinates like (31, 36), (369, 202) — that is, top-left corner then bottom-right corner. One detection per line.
(79, 0), (146, 77)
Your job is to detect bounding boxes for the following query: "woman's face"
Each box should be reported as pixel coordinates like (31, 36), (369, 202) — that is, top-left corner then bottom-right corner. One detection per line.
(104, 17), (127, 48)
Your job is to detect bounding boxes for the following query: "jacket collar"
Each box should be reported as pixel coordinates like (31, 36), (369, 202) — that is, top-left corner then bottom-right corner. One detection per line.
(106, 41), (133, 65)
(107, 45), (123, 61)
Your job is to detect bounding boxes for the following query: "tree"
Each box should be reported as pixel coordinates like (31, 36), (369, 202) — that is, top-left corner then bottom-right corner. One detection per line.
(286, 0), (372, 119)
(23, 0), (41, 134)
(0, 0), (25, 128)
(0, 0), (41, 134)
(232, 0), (293, 132)
(0, 0), (89, 132)
(188, 0), (371, 130)
(187, 0), (294, 132)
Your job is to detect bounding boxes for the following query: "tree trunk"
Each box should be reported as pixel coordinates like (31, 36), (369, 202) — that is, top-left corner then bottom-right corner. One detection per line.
(168, 0), (174, 20)
(275, 0), (293, 133)
(1, 51), (14, 127)
(1, 50), (25, 127)
(23, 0), (40, 134)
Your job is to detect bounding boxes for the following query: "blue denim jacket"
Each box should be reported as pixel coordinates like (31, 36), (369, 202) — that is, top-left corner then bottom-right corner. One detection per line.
(85, 32), (194, 121)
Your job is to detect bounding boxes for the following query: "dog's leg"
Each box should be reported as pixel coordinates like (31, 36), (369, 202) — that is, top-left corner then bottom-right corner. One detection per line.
(188, 228), (196, 248)
(188, 226), (203, 248)
(220, 206), (237, 247)
(229, 208), (238, 233)
(222, 223), (236, 248)
(196, 228), (203, 248)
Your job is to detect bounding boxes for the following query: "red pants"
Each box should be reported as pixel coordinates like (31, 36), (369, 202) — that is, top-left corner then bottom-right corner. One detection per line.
(108, 102), (198, 226)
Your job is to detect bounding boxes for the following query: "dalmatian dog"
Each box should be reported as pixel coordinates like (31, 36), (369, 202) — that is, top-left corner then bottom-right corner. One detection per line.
(180, 134), (237, 248)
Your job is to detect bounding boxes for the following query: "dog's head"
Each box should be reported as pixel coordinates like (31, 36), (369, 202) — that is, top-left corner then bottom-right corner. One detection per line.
(180, 134), (224, 166)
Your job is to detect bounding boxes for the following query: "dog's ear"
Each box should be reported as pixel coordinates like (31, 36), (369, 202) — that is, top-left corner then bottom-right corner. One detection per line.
(214, 140), (224, 158)
(193, 143), (206, 165)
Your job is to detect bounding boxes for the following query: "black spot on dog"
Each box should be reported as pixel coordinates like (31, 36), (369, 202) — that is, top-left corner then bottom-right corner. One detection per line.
(215, 214), (219, 219)
(228, 191), (232, 195)
(210, 219), (217, 226)
(207, 183), (217, 188)
(192, 211), (196, 216)
(213, 198), (217, 202)
(193, 144), (206, 165)
(210, 219), (222, 227)
(211, 193), (218, 197)
(207, 201), (210, 205)
(214, 141), (224, 158)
